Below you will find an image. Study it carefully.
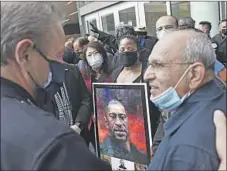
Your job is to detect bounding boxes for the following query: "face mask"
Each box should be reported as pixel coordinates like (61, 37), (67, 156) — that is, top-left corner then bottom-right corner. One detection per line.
(87, 53), (103, 70)
(157, 30), (167, 39)
(30, 47), (66, 89)
(221, 28), (227, 36)
(150, 65), (193, 112)
(119, 51), (138, 67)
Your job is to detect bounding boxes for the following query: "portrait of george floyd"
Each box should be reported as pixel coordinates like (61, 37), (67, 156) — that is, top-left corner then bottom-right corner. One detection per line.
(93, 83), (152, 168)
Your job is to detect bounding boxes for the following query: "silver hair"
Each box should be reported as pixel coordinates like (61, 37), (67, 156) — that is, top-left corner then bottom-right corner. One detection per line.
(1, 2), (64, 65)
(182, 29), (216, 70)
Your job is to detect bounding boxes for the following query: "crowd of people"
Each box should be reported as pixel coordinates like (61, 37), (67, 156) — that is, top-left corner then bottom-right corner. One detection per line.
(1, 2), (226, 170)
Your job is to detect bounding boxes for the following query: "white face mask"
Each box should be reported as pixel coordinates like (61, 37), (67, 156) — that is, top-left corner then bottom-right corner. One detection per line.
(87, 53), (103, 70)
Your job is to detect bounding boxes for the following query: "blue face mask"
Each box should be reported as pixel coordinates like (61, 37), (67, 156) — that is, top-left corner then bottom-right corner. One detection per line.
(150, 65), (192, 112)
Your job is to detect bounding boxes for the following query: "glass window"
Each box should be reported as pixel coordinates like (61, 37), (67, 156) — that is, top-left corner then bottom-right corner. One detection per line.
(170, 2), (191, 19)
(119, 7), (137, 27)
(86, 19), (97, 34)
(101, 13), (115, 35)
(219, 1), (227, 20)
(144, 2), (167, 36)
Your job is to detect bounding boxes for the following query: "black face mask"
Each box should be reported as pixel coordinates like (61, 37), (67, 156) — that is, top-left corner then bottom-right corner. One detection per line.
(221, 28), (227, 36)
(119, 51), (138, 67)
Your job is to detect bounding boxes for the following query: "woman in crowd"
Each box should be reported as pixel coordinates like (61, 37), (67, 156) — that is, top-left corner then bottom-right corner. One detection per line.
(111, 35), (145, 83)
(83, 41), (111, 91)
(111, 34), (160, 138)
(84, 41), (112, 150)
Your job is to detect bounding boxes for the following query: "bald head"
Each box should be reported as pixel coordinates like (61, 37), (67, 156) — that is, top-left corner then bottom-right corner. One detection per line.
(156, 16), (178, 39)
(156, 16), (178, 31)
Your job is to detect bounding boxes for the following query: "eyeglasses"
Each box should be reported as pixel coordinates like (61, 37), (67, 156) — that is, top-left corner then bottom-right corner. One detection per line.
(147, 61), (193, 70)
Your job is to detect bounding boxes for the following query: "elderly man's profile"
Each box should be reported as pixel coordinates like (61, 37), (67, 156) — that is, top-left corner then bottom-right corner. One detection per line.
(100, 99), (147, 164)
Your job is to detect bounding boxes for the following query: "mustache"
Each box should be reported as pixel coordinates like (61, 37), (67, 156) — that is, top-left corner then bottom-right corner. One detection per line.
(113, 128), (127, 132)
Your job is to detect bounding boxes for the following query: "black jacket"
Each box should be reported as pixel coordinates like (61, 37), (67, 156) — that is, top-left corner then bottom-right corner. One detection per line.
(36, 63), (92, 130)
(1, 78), (111, 170)
(212, 34), (227, 66)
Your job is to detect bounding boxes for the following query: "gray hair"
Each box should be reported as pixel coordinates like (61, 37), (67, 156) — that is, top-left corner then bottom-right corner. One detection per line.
(182, 29), (216, 70)
(1, 2), (64, 65)
(178, 17), (195, 29)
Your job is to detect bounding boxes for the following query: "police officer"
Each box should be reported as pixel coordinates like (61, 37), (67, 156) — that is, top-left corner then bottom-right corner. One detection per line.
(1, 2), (111, 170)
(212, 19), (227, 67)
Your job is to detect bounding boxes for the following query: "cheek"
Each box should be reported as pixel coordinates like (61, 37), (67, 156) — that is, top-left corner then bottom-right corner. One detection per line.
(155, 71), (173, 90)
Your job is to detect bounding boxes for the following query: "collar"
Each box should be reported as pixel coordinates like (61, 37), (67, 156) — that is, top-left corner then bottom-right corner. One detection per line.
(164, 77), (226, 137)
(1, 77), (36, 105)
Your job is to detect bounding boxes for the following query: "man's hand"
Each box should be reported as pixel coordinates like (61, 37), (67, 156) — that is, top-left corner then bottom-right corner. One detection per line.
(71, 124), (81, 135)
(90, 22), (99, 33)
(214, 110), (226, 171)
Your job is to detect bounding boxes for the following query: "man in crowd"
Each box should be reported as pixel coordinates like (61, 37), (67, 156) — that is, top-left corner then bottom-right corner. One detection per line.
(199, 21), (212, 38)
(63, 40), (79, 64)
(178, 16), (195, 29)
(1, 2), (111, 170)
(134, 26), (158, 53)
(156, 15), (178, 39)
(144, 29), (226, 170)
(100, 99), (147, 164)
(212, 19), (227, 66)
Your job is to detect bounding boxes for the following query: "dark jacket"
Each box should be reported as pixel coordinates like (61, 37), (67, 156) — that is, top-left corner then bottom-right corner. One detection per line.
(63, 47), (80, 64)
(148, 78), (226, 170)
(1, 78), (111, 170)
(37, 63), (92, 130)
(100, 136), (148, 164)
(212, 34), (227, 66)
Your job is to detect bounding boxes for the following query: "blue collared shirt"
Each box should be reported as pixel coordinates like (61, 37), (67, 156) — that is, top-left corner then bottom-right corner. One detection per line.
(148, 77), (226, 170)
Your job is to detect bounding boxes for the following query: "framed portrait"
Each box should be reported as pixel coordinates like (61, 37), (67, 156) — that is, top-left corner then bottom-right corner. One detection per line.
(92, 83), (152, 170)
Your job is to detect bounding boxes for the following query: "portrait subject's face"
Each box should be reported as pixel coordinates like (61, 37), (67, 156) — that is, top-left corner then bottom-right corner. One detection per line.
(105, 103), (129, 142)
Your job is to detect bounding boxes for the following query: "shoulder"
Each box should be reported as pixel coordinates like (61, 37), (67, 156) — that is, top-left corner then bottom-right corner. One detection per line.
(111, 66), (124, 82)
(163, 144), (219, 170)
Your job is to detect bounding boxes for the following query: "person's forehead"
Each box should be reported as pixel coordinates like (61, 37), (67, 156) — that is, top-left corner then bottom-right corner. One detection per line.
(156, 17), (176, 28)
(149, 32), (188, 62)
(86, 47), (96, 53)
(108, 103), (126, 113)
(49, 23), (65, 54)
(120, 38), (136, 46)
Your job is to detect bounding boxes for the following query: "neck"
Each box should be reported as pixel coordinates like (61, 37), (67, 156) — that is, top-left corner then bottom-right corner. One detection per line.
(1, 64), (35, 98)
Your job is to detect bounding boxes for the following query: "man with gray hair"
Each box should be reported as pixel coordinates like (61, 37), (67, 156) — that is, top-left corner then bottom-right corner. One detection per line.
(1, 2), (111, 170)
(144, 29), (226, 170)
(178, 16), (195, 29)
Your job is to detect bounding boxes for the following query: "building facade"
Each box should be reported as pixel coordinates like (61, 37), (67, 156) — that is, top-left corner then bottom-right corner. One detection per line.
(77, 1), (227, 38)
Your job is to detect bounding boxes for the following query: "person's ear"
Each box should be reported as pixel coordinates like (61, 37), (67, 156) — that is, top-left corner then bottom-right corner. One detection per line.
(15, 39), (34, 70)
(188, 62), (206, 90)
